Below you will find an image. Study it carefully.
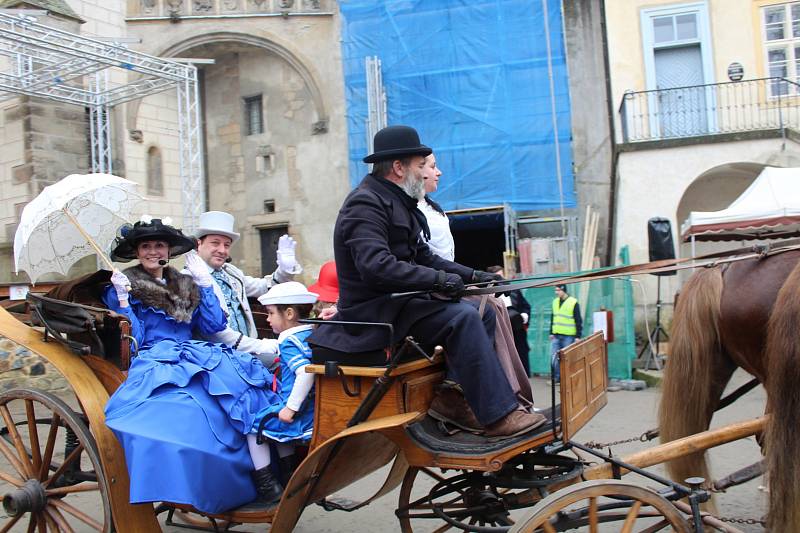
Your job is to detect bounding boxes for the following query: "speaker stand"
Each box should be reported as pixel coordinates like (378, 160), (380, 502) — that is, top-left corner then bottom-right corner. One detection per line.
(638, 275), (669, 371)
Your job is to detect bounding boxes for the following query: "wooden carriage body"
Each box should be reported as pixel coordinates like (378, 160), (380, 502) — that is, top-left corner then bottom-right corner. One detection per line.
(8, 281), (754, 533)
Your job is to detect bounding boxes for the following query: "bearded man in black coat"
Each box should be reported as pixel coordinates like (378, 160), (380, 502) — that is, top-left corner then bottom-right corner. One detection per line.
(309, 126), (545, 438)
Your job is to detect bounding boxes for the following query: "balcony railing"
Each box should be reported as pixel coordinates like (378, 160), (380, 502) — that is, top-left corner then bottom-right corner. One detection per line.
(619, 77), (800, 143)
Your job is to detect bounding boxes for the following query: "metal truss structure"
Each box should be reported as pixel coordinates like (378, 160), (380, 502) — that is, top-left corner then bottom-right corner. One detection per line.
(0, 12), (205, 231)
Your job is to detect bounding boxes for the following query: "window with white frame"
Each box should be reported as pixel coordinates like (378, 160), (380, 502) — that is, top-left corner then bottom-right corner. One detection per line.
(763, 2), (800, 96)
(652, 12), (699, 44)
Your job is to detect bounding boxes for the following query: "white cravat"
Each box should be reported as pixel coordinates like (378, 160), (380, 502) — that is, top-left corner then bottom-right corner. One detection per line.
(418, 199), (455, 261)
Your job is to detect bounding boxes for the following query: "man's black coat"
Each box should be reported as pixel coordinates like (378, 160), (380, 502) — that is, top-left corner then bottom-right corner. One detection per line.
(309, 173), (474, 352)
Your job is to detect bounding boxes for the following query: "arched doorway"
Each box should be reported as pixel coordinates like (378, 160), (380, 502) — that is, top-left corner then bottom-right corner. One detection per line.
(128, 33), (331, 274)
(675, 162), (764, 260)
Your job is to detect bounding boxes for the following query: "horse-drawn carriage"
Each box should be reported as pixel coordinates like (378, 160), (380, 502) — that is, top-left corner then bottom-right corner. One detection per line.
(0, 264), (770, 532)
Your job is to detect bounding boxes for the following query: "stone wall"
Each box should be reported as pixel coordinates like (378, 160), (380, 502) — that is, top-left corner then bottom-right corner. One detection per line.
(563, 0), (614, 263)
(0, 336), (70, 394)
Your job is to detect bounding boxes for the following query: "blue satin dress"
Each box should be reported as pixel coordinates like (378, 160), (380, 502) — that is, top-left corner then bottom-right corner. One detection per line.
(103, 283), (278, 513)
(253, 325), (315, 442)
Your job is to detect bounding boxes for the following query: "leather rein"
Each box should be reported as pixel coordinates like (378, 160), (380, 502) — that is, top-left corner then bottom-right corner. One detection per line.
(461, 242), (800, 297)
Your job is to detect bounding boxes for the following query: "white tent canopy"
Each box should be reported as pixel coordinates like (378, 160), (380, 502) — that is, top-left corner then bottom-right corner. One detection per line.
(681, 166), (800, 242)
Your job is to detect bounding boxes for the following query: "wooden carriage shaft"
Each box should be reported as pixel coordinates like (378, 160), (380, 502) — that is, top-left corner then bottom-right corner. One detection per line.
(581, 416), (766, 481)
(510, 417), (766, 509)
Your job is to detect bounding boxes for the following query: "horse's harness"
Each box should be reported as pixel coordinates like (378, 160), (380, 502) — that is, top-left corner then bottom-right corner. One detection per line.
(461, 241), (800, 297)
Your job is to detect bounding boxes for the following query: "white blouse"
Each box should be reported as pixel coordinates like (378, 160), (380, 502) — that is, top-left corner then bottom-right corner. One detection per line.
(418, 199), (455, 261)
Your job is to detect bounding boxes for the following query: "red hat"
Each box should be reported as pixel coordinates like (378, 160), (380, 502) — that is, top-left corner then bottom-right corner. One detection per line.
(309, 261), (338, 303)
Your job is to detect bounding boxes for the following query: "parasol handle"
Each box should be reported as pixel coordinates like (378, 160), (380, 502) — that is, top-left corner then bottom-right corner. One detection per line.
(61, 207), (116, 271)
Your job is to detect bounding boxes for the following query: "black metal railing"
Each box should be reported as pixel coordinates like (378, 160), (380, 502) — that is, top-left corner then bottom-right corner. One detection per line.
(619, 77), (800, 143)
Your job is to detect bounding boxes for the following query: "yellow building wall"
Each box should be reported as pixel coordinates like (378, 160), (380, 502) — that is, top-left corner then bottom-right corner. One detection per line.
(605, 0), (772, 139)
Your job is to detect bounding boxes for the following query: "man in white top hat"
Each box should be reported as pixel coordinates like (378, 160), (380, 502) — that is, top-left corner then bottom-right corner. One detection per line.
(192, 210), (303, 358)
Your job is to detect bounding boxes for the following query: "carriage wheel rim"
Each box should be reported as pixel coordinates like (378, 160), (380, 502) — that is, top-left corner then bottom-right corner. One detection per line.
(510, 479), (691, 533)
(0, 388), (113, 532)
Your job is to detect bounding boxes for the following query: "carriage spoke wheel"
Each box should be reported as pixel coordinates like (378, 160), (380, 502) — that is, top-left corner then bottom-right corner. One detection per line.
(397, 466), (535, 532)
(509, 480), (690, 533)
(0, 389), (112, 532)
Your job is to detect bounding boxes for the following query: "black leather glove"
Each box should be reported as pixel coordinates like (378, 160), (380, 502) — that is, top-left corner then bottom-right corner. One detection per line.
(471, 270), (503, 284)
(434, 271), (465, 297)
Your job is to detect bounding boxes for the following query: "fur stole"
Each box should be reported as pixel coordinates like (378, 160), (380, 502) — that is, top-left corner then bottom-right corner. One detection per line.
(123, 265), (200, 323)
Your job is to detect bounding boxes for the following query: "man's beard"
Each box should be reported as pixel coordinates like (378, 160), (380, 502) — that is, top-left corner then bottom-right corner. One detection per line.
(399, 169), (425, 200)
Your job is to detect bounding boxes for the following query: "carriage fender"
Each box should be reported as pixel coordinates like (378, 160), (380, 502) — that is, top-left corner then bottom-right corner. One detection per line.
(271, 411), (422, 532)
(0, 306), (160, 532)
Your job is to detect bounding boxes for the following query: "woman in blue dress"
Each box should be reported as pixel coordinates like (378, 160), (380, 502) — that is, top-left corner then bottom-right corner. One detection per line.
(103, 218), (283, 512)
(252, 281), (318, 490)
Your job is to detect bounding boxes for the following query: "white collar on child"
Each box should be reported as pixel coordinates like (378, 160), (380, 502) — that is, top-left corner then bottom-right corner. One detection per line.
(278, 324), (314, 343)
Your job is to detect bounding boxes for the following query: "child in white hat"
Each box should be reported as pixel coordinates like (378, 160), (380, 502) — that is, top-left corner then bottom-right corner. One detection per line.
(246, 281), (318, 503)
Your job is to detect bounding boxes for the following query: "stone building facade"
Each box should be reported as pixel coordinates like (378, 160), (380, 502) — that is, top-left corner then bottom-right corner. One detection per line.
(0, 0), (348, 389)
(0, 0), (349, 285)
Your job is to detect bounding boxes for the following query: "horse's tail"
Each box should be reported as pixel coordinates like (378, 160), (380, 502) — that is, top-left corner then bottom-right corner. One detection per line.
(765, 261), (800, 530)
(658, 267), (725, 486)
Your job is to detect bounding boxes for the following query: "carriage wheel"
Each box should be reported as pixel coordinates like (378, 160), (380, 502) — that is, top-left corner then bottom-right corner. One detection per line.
(0, 389), (113, 532)
(509, 480), (690, 533)
(397, 453), (584, 532)
(397, 467), (513, 532)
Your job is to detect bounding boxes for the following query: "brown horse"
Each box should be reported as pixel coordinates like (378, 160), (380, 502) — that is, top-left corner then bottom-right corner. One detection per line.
(657, 248), (800, 531)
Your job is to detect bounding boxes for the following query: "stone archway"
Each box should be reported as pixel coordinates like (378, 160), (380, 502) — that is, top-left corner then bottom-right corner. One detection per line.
(125, 31), (329, 135)
(675, 161), (765, 258)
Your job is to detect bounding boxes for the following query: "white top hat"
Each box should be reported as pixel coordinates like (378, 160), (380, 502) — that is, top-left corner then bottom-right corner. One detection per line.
(258, 281), (318, 305)
(195, 211), (240, 242)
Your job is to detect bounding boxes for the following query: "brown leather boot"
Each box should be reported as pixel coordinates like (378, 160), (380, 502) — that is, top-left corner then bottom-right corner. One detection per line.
(427, 382), (484, 433)
(485, 410), (547, 439)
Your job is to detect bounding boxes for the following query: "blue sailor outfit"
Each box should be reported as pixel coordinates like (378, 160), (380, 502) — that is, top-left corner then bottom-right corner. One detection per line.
(254, 324), (315, 442)
(103, 263), (278, 514)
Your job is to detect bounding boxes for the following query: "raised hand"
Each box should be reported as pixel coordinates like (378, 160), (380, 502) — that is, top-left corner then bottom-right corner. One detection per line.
(276, 234), (301, 275)
(111, 270), (131, 304)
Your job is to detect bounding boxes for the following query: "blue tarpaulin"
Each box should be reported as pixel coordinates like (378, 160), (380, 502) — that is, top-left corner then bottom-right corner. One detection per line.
(339, 0), (576, 212)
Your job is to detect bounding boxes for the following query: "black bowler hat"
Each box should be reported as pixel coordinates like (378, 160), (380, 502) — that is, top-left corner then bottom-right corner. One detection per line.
(110, 218), (196, 262)
(363, 125), (432, 164)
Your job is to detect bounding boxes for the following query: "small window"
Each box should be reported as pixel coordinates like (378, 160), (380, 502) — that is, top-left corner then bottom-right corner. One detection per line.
(244, 95), (264, 136)
(765, 5), (786, 41)
(675, 13), (697, 40)
(653, 16), (674, 43)
(146, 146), (163, 196)
(762, 3), (800, 96)
(653, 13), (697, 44)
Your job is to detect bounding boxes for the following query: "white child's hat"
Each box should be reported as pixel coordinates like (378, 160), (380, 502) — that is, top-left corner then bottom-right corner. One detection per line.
(258, 281), (318, 305)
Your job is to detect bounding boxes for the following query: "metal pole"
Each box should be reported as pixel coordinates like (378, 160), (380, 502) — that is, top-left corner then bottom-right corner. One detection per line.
(542, 0), (566, 238)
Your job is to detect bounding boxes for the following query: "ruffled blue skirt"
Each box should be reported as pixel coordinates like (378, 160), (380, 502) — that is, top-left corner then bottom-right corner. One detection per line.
(105, 340), (278, 513)
(253, 398), (315, 443)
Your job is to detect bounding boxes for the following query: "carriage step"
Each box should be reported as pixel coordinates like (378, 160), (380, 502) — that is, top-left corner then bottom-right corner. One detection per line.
(405, 405), (559, 455)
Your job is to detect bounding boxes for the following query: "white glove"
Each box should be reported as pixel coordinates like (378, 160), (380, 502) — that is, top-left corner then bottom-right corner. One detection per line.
(110, 270), (130, 303)
(184, 251), (214, 288)
(521, 312), (529, 325)
(258, 338), (279, 355)
(276, 234), (302, 276)
(319, 305), (337, 320)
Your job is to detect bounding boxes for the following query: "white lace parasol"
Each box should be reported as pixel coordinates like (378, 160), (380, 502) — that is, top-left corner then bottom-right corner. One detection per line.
(14, 173), (144, 283)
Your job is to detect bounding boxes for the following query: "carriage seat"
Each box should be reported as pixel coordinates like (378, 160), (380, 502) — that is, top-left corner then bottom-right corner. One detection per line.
(27, 270), (133, 370)
(309, 342), (440, 368)
(310, 344), (390, 367)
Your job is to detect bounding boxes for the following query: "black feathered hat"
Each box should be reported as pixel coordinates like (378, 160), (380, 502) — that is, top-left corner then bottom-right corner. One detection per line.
(110, 218), (196, 262)
(363, 125), (432, 164)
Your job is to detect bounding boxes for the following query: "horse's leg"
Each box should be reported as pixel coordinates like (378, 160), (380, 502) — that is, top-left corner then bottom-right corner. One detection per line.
(659, 267), (736, 494)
